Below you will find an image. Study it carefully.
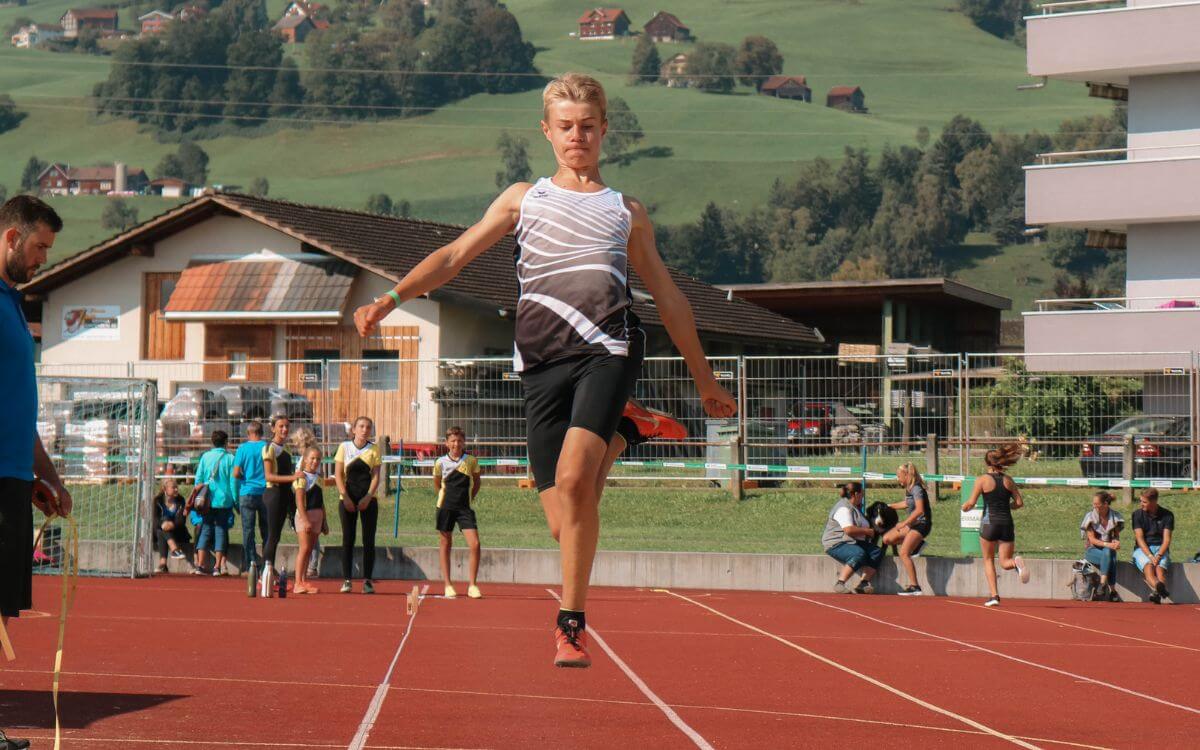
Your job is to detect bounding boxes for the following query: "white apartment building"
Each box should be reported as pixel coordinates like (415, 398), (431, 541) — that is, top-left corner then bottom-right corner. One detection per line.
(1022, 1), (1200, 373)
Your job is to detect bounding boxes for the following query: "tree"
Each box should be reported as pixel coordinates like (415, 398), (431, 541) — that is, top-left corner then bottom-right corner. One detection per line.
(958, 0), (1030, 41)
(223, 29), (284, 124)
(915, 126), (931, 149)
(0, 95), (26, 135)
(495, 131), (531, 189)
(381, 0), (426, 38)
(155, 154), (183, 180)
(249, 177), (270, 197)
(5, 16), (33, 37)
(176, 142), (210, 185)
(0, 185), (8, 204)
(687, 42), (737, 93)
(20, 156), (46, 192)
(269, 58), (305, 117)
(101, 198), (139, 232)
(832, 255), (888, 281)
(629, 34), (661, 85)
(75, 26), (102, 54)
(603, 97), (644, 163)
(366, 193), (395, 216)
(735, 36), (783, 91)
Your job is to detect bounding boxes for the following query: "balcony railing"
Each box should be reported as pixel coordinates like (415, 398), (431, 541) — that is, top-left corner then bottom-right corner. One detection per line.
(1034, 295), (1200, 312)
(1034, 142), (1200, 165)
(1035, 0), (1127, 15)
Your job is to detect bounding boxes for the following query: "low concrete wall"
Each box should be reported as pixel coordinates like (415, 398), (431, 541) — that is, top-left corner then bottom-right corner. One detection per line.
(127, 542), (1200, 604)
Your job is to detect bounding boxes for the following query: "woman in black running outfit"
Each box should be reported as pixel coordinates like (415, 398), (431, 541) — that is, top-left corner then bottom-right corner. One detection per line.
(334, 416), (382, 594)
(260, 415), (297, 584)
(962, 444), (1029, 606)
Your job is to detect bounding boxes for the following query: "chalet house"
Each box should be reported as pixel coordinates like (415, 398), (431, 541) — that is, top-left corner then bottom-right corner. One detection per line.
(138, 10), (174, 35)
(10, 23), (63, 48)
(59, 9), (118, 39)
(24, 193), (822, 444)
(578, 8), (630, 40)
(660, 53), (690, 88)
(826, 85), (867, 112)
(37, 163), (149, 196)
(760, 75), (811, 102)
(177, 5), (207, 22)
(150, 177), (193, 198)
(643, 11), (690, 43)
(283, 0), (324, 18)
(274, 14), (318, 43)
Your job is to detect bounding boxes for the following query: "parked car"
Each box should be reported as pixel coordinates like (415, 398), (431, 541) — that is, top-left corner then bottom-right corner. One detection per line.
(159, 387), (234, 456)
(1080, 415), (1191, 478)
(787, 401), (861, 452)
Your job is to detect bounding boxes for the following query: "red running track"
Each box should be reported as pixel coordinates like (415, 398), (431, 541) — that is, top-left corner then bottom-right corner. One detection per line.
(1, 576), (1198, 748)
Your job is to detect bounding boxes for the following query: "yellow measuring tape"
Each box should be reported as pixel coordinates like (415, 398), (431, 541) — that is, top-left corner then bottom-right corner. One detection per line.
(4, 513), (80, 750)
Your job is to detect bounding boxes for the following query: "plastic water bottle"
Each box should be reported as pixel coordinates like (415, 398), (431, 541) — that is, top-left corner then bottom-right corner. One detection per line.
(259, 562), (274, 599)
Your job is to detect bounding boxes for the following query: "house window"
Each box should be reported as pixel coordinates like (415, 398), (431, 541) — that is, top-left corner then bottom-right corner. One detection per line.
(228, 351), (249, 380)
(303, 349), (340, 390)
(361, 350), (399, 391)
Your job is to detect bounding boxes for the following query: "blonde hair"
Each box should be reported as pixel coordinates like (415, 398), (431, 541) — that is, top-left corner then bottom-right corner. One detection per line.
(291, 426), (319, 458)
(542, 73), (607, 121)
(897, 462), (926, 491)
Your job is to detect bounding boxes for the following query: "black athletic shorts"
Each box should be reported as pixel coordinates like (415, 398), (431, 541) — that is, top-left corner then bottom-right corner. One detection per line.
(521, 332), (645, 492)
(980, 523), (1015, 543)
(910, 518), (932, 538)
(0, 478), (34, 618)
(436, 504), (477, 533)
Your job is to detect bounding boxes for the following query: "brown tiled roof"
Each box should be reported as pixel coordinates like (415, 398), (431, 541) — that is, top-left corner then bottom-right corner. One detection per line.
(827, 85), (862, 97)
(645, 11), (687, 29)
(67, 165), (147, 181)
(150, 177), (189, 187)
(273, 14), (311, 30)
(25, 193), (823, 347)
(67, 8), (118, 20)
(761, 75), (808, 92)
(164, 255), (355, 318)
(578, 8), (627, 23)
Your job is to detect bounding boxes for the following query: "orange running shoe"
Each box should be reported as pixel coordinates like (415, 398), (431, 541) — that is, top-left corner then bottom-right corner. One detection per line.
(620, 399), (688, 445)
(553, 625), (591, 668)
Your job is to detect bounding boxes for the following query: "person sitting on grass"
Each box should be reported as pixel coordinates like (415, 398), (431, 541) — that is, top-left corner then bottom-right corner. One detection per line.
(433, 426), (483, 600)
(154, 478), (193, 573)
(822, 481), (880, 594)
(880, 462), (932, 596)
(291, 437), (328, 594)
(1132, 488), (1175, 605)
(1080, 490), (1123, 602)
(191, 430), (238, 577)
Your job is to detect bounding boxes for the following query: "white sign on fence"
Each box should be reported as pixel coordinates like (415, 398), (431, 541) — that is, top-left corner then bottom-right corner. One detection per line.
(62, 305), (120, 341)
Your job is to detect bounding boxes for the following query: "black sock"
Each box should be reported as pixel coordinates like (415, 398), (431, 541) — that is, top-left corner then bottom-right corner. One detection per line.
(1156, 582), (1168, 597)
(557, 609), (586, 632)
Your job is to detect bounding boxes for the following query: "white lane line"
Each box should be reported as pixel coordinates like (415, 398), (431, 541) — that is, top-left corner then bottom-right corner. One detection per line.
(659, 590), (1040, 750)
(17, 737), (486, 750)
(795, 596), (1200, 717)
(348, 584), (429, 750)
(946, 600), (1200, 654)
(545, 588), (715, 750)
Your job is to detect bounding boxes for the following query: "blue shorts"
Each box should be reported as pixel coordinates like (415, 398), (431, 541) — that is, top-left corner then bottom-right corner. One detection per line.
(1133, 544), (1170, 572)
(826, 540), (883, 572)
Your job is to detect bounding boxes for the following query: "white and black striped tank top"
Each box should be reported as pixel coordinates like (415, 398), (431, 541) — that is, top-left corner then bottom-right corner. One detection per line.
(512, 177), (641, 372)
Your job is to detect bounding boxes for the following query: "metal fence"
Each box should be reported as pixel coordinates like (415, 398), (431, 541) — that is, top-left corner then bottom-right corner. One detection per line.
(36, 376), (157, 577)
(34, 352), (1200, 486)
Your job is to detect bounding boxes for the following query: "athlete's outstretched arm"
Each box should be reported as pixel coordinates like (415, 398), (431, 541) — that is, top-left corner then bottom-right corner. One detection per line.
(625, 197), (736, 419)
(354, 183), (529, 337)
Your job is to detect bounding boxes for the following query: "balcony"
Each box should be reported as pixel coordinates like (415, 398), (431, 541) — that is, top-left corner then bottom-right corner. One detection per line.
(1025, 146), (1200, 228)
(1023, 296), (1200, 370)
(1027, 1), (1200, 84)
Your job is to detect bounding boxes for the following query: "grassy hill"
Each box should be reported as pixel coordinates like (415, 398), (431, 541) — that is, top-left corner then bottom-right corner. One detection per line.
(0, 0), (1102, 306)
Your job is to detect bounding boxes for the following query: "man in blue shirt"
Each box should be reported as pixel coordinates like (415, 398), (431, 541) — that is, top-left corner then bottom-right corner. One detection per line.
(193, 431), (238, 576)
(233, 420), (268, 573)
(0, 196), (71, 750)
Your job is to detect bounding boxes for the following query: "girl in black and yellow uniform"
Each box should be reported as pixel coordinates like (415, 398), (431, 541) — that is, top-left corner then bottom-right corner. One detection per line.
(334, 417), (382, 594)
(292, 443), (328, 594)
(261, 415), (298, 585)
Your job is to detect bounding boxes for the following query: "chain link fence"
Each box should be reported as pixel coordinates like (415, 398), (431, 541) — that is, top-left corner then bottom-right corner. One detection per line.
(36, 376), (157, 578)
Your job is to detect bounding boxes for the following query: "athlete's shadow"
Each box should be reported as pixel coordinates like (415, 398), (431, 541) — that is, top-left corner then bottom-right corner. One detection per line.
(0, 689), (184, 729)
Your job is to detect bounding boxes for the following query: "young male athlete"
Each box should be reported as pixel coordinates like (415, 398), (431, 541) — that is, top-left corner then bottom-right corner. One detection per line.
(432, 426), (482, 600)
(354, 73), (736, 668)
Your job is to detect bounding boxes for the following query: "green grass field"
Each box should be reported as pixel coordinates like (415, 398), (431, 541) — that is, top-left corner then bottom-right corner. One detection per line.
(1, 0), (1103, 288)
(56, 480), (1199, 560)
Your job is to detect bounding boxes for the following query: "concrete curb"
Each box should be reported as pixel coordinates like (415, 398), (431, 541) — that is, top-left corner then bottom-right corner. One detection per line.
(133, 542), (1200, 604)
